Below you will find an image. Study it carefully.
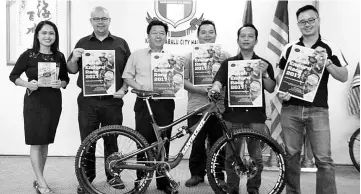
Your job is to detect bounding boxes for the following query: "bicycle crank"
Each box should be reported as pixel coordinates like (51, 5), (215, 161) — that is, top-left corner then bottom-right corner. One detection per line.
(156, 162), (180, 191)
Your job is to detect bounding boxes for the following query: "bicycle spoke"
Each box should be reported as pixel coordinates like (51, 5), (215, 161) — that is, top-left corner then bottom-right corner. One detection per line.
(75, 126), (155, 194)
(207, 130), (285, 194)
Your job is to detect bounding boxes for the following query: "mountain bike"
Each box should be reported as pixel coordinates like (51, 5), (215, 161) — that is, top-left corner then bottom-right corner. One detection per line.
(349, 128), (360, 171)
(75, 89), (286, 194)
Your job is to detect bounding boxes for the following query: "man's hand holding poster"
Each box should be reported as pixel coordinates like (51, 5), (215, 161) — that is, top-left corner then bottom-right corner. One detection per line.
(192, 43), (222, 86)
(278, 45), (327, 102)
(82, 50), (116, 96)
(151, 53), (184, 99)
(228, 60), (262, 107)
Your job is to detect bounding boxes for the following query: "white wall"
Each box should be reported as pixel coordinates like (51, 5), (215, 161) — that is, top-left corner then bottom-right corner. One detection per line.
(1, 0), (360, 164)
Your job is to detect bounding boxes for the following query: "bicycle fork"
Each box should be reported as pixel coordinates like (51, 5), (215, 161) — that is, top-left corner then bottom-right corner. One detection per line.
(217, 113), (248, 173)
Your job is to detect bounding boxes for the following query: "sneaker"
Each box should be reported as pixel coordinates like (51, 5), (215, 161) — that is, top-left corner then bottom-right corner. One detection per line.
(184, 175), (204, 187)
(107, 177), (125, 189)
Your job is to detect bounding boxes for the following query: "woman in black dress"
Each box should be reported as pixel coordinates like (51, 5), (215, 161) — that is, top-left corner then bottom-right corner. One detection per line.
(9, 20), (69, 194)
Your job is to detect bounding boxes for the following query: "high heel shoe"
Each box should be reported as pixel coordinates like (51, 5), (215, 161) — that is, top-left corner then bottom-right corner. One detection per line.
(33, 181), (55, 194)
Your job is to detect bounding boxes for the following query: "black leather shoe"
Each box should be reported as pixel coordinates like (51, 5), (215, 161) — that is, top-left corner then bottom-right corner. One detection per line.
(107, 177), (125, 189)
(157, 185), (179, 194)
(184, 175), (204, 187)
(77, 185), (86, 194)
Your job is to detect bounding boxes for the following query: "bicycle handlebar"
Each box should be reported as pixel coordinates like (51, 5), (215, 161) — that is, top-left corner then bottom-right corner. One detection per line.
(208, 91), (222, 103)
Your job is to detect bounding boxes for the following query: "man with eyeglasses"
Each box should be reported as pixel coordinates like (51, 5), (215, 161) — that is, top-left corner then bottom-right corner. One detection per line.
(66, 6), (131, 194)
(277, 5), (348, 194)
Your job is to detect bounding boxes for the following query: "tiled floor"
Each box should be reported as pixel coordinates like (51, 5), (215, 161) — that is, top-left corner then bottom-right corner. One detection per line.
(0, 156), (359, 194)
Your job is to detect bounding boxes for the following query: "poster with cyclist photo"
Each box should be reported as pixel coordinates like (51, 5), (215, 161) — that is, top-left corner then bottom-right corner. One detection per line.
(192, 43), (222, 86)
(278, 45), (327, 102)
(228, 60), (262, 107)
(82, 50), (116, 96)
(38, 62), (58, 87)
(151, 53), (184, 99)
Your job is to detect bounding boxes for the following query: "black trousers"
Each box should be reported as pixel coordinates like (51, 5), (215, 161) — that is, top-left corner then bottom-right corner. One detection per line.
(188, 115), (224, 178)
(134, 98), (175, 188)
(77, 94), (123, 182)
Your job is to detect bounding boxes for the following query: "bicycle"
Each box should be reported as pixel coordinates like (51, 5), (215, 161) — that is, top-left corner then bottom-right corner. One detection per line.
(348, 128), (360, 171)
(75, 89), (286, 194)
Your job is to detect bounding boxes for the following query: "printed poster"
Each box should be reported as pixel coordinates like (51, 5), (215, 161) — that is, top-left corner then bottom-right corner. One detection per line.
(151, 53), (184, 99)
(228, 60), (262, 107)
(38, 62), (57, 87)
(192, 44), (222, 86)
(278, 45), (327, 102)
(82, 50), (116, 96)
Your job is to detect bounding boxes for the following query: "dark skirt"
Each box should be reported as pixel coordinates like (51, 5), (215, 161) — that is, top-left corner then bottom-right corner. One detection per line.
(23, 88), (62, 145)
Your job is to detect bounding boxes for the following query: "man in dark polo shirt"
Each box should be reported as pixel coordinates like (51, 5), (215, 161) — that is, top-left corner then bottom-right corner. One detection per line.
(277, 5), (348, 194)
(66, 6), (131, 194)
(210, 24), (276, 194)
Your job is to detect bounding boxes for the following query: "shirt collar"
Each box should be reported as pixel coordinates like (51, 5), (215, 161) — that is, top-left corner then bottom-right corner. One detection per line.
(299, 34), (322, 48)
(147, 46), (165, 54)
(88, 32), (115, 40)
(235, 52), (258, 60)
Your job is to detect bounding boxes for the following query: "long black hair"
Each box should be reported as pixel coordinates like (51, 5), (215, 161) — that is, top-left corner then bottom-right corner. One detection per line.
(32, 20), (60, 54)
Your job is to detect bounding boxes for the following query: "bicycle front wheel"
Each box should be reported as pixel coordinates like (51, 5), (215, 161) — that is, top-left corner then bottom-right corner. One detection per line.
(75, 125), (155, 194)
(206, 129), (286, 194)
(349, 128), (360, 171)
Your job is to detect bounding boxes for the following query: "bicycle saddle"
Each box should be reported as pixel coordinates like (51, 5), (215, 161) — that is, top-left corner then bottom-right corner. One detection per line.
(131, 89), (161, 98)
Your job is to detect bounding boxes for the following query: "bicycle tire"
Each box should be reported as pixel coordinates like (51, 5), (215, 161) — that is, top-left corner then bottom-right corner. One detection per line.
(349, 128), (360, 172)
(206, 129), (286, 194)
(75, 125), (155, 194)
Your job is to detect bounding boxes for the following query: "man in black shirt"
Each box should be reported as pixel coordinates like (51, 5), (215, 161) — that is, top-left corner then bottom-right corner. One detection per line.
(277, 5), (348, 194)
(210, 24), (276, 194)
(67, 6), (131, 194)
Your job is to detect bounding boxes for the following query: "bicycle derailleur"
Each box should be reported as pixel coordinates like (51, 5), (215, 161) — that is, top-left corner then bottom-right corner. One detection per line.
(105, 152), (125, 177)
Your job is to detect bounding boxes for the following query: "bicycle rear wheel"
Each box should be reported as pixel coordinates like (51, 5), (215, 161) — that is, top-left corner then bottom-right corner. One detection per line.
(206, 129), (286, 194)
(349, 128), (360, 172)
(75, 125), (155, 194)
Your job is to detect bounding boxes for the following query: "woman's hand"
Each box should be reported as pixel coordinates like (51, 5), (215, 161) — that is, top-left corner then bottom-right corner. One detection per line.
(50, 80), (62, 89)
(27, 80), (38, 91)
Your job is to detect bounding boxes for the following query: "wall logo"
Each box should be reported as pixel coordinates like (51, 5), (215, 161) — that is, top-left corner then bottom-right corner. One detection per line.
(146, 0), (204, 39)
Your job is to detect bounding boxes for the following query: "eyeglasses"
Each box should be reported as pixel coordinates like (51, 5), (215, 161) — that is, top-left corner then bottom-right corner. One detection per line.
(297, 18), (318, 26)
(91, 17), (110, 22)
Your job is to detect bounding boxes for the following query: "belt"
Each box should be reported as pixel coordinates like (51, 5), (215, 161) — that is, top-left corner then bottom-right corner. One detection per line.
(92, 95), (114, 100)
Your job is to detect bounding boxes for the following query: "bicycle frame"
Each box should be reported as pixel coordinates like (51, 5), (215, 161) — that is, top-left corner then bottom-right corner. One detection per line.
(114, 96), (241, 172)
